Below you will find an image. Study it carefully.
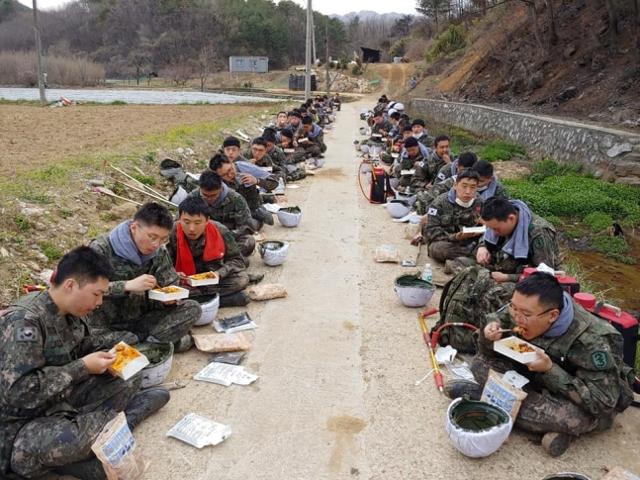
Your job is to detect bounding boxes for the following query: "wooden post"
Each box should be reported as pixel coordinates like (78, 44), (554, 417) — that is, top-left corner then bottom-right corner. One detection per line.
(32, 0), (47, 106)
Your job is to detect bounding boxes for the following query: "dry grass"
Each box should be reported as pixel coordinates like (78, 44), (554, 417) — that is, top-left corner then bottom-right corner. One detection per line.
(0, 51), (105, 86)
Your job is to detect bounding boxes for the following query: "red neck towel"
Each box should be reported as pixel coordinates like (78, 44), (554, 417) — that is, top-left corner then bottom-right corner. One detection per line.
(175, 222), (225, 276)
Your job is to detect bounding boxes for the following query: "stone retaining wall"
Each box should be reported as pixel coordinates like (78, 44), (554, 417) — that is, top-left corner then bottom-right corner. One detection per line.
(410, 98), (640, 185)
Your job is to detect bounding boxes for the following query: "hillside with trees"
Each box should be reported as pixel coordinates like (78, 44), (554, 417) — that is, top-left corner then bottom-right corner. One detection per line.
(0, 0), (347, 86)
(402, 0), (640, 128)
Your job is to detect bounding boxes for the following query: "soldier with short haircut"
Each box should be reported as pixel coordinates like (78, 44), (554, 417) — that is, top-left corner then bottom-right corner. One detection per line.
(210, 150), (277, 228)
(168, 196), (251, 307)
(410, 135), (452, 192)
(88, 202), (201, 352)
(477, 197), (561, 283)
(393, 137), (425, 190)
(1, 247), (169, 479)
(445, 273), (636, 457)
(411, 118), (431, 147)
(300, 115), (326, 158)
(471, 160), (508, 202)
(414, 151), (478, 214)
(418, 170), (484, 263)
(189, 168), (256, 257)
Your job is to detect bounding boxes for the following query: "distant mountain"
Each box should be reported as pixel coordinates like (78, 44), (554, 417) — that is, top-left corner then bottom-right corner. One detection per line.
(331, 11), (412, 24)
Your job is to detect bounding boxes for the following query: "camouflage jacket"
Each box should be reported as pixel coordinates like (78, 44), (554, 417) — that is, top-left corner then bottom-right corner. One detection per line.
(266, 146), (289, 171)
(371, 120), (392, 136)
(88, 233), (180, 325)
(410, 152), (446, 191)
(0, 291), (129, 473)
(480, 300), (634, 417)
(414, 132), (432, 149)
(393, 152), (424, 188)
(424, 193), (483, 244)
(167, 221), (245, 280)
(436, 160), (457, 182)
(480, 212), (561, 277)
(189, 189), (253, 237)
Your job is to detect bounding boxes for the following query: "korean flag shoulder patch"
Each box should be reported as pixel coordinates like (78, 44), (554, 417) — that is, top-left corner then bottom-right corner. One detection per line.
(427, 207), (438, 216)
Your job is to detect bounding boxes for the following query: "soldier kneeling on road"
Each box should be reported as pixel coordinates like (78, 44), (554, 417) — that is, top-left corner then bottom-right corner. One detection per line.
(444, 272), (636, 457)
(0, 247), (169, 479)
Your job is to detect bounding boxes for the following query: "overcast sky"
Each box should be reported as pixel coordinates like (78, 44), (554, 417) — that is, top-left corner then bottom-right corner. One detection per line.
(18, 0), (418, 16)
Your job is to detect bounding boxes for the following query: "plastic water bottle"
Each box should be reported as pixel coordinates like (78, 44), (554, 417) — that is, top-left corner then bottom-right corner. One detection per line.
(421, 263), (433, 284)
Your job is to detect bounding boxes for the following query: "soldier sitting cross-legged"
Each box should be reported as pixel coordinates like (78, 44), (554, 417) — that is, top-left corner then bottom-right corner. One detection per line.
(0, 247), (169, 479)
(444, 273), (636, 457)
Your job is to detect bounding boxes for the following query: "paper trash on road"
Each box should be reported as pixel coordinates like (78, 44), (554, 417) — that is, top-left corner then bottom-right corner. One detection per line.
(194, 362), (259, 386)
(92, 412), (148, 479)
(167, 413), (232, 449)
(435, 345), (457, 364)
(192, 333), (251, 353)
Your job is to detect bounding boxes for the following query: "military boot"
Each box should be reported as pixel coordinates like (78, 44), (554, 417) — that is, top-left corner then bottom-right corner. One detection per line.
(541, 432), (572, 457)
(220, 291), (251, 307)
(248, 273), (264, 284)
(443, 379), (482, 400)
(125, 387), (170, 431)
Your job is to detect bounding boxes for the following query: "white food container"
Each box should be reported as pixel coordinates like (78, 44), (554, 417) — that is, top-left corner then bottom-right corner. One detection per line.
(186, 272), (219, 287)
(283, 148), (296, 154)
(401, 169), (416, 176)
(462, 226), (487, 234)
(494, 337), (539, 364)
(149, 286), (190, 302)
(108, 342), (150, 381)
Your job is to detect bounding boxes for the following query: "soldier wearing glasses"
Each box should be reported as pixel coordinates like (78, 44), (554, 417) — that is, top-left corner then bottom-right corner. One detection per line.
(88, 202), (201, 352)
(444, 273), (635, 457)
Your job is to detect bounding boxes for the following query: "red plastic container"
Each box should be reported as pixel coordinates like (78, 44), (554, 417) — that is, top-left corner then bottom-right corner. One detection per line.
(574, 293), (638, 368)
(519, 267), (581, 296)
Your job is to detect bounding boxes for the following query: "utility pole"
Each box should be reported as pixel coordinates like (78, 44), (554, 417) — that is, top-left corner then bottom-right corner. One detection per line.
(304, 0), (312, 100)
(325, 23), (330, 96)
(311, 11), (317, 65)
(32, 0), (47, 106)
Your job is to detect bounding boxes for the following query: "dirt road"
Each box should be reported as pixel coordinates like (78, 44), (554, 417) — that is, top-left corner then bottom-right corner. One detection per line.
(133, 98), (640, 480)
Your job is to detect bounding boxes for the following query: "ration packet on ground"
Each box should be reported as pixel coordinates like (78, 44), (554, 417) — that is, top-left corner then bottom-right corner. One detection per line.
(192, 332), (252, 353)
(213, 312), (258, 333)
(194, 362), (259, 386)
(91, 412), (148, 480)
(211, 351), (246, 365)
(481, 369), (528, 419)
(246, 283), (287, 301)
(374, 244), (400, 263)
(167, 413), (232, 449)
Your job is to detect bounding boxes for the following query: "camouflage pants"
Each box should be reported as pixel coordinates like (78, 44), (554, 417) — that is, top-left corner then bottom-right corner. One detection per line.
(188, 271), (250, 301)
(286, 167), (307, 182)
(470, 354), (606, 435)
(10, 374), (140, 478)
(236, 234), (256, 258)
(107, 300), (200, 344)
(302, 143), (323, 158)
(427, 240), (475, 264)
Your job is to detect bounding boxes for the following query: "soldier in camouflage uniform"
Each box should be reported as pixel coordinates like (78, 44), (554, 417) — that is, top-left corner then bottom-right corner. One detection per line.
(210, 150), (277, 228)
(410, 119), (433, 149)
(278, 129), (307, 181)
(262, 128), (289, 181)
(1, 247), (169, 479)
(300, 115), (327, 158)
(445, 273), (635, 457)
(243, 136), (286, 181)
(413, 151), (479, 214)
(471, 160), (509, 203)
(392, 137), (425, 190)
(88, 203), (201, 352)
(419, 170), (484, 263)
(189, 170), (256, 257)
(476, 197), (561, 282)
(409, 135), (451, 193)
(167, 196), (251, 307)
(361, 111), (391, 148)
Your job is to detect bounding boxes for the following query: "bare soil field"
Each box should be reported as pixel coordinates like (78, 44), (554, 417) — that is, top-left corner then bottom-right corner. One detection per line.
(0, 104), (263, 176)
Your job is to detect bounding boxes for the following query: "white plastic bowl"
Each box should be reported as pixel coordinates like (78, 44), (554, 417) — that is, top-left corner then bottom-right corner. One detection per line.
(139, 342), (174, 388)
(277, 207), (303, 228)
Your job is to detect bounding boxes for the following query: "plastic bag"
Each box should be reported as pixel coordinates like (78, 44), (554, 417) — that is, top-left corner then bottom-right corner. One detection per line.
(167, 413), (231, 448)
(194, 362), (259, 386)
(374, 244), (400, 263)
(246, 283), (287, 301)
(192, 333), (251, 353)
(91, 412), (148, 480)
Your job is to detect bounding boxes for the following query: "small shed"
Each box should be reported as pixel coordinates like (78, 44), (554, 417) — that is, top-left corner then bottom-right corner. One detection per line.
(360, 47), (381, 63)
(228, 56), (269, 73)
